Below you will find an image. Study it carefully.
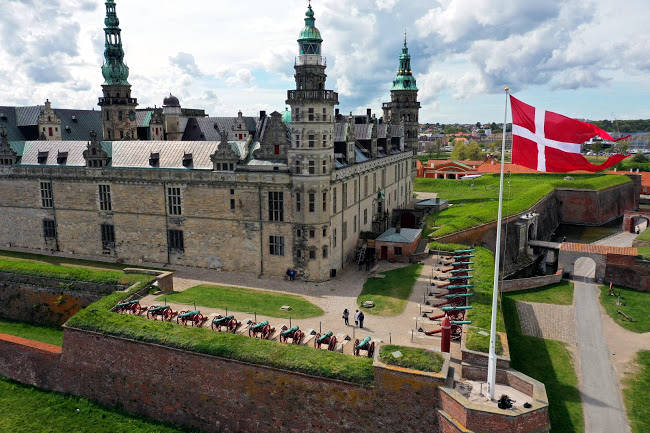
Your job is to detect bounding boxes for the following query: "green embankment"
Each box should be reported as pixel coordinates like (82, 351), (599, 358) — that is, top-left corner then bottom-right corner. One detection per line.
(415, 173), (630, 238)
(0, 319), (63, 346)
(506, 281), (574, 306)
(357, 264), (422, 316)
(379, 345), (444, 373)
(158, 285), (324, 319)
(67, 288), (374, 385)
(0, 376), (193, 433)
(623, 350), (650, 433)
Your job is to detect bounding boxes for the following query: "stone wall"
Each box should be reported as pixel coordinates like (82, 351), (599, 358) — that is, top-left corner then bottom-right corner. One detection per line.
(0, 272), (119, 325)
(499, 270), (563, 293)
(605, 254), (650, 292)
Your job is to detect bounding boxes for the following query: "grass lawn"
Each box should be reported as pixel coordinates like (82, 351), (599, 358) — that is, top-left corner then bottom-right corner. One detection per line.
(68, 288), (373, 384)
(465, 327), (503, 355)
(0, 251), (153, 286)
(0, 318), (63, 346)
(357, 264), (422, 316)
(502, 296), (584, 433)
(505, 281), (574, 306)
(599, 285), (649, 333)
(415, 173), (630, 237)
(637, 246), (650, 260)
(636, 229), (650, 242)
(0, 376), (193, 433)
(622, 350), (650, 433)
(379, 344), (444, 373)
(158, 284), (323, 319)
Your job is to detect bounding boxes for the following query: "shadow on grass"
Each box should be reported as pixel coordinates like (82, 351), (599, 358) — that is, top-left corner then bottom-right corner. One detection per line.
(503, 296), (584, 433)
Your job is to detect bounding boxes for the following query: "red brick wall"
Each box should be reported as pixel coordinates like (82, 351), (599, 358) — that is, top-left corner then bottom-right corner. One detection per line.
(0, 334), (61, 389)
(556, 180), (638, 226)
(605, 254), (650, 292)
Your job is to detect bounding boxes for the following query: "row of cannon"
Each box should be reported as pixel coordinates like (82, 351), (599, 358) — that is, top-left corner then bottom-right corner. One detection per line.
(418, 249), (475, 344)
(113, 300), (376, 357)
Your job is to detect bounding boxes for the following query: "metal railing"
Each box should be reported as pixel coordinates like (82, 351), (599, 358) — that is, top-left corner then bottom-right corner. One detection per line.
(287, 90), (339, 103)
(295, 55), (326, 66)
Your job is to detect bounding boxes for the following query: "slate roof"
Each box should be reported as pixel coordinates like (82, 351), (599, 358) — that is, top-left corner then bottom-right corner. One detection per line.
(376, 228), (422, 244)
(55, 109), (103, 140)
(209, 117), (259, 140)
(0, 106), (26, 141)
(15, 106), (43, 126)
(19, 141), (102, 167)
(354, 145), (369, 163)
(334, 122), (346, 142)
(136, 110), (153, 128)
(354, 124), (372, 141)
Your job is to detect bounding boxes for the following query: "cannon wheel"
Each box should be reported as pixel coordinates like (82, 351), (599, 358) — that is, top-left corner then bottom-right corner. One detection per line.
(262, 324), (270, 340)
(353, 339), (360, 356)
(228, 320), (238, 333)
(314, 333), (321, 348)
(367, 342), (375, 358)
(194, 314), (204, 327)
(293, 330), (303, 345)
(177, 311), (187, 325)
(248, 326), (255, 337)
(328, 336), (337, 352)
(163, 309), (172, 321)
(134, 303), (144, 315)
(147, 310), (154, 320)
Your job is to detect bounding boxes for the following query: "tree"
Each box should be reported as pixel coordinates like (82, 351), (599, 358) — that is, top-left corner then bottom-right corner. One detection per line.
(466, 141), (483, 160)
(451, 141), (468, 160)
(614, 140), (630, 155)
(632, 152), (648, 163)
(591, 141), (603, 155)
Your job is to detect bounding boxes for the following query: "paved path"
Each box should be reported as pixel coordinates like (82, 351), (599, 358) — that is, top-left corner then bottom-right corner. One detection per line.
(574, 260), (629, 433)
(515, 301), (576, 344)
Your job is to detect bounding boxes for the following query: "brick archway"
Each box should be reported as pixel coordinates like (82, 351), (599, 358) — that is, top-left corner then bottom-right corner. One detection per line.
(623, 210), (650, 233)
(558, 243), (637, 283)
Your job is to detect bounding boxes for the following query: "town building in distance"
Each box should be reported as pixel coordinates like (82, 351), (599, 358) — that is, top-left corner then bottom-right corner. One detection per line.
(0, 1), (419, 281)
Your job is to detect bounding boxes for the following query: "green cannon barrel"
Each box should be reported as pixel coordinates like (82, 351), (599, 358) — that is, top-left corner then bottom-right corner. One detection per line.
(454, 249), (475, 254)
(444, 293), (474, 299)
(451, 321), (472, 325)
(450, 268), (473, 274)
(451, 261), (474, 266)
(213, 315), (234, 324)
(449, 276), (472, 280)
(446, 285), (474, 290)
(148, 305), (168, 313)
(179, 310), (199, 318)
(441, 306), (473, 311)
(281, 326), (299, 336)
(454, 254), (475, 259)
(251, 321), (269, 330)
(356, 336), (371, 349)
(116, 300), (139, 308)
(317, 331), (333, 343)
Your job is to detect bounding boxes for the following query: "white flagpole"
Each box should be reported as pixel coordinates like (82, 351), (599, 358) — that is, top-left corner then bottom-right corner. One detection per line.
(487, 87), (510, 400)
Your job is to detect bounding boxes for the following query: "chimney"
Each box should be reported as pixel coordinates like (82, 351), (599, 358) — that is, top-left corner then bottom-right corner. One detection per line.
(259, 110), (266, 119)
(396, 224), (401, 234)
(335, 108), (340, 117)
(366, 108), (372, 122)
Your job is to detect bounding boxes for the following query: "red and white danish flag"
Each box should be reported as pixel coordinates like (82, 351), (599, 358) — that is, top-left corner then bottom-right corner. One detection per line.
(510, 95), (630, 172)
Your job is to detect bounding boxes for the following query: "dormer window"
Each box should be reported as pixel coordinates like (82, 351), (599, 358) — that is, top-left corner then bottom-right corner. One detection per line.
(149, 152), (160, 167)
(37, 151), (49, 164)
(71, 115), (78, 122)
(65, 126), (71, 133)
(57, 151), (68, 165)
(182, 153), (193, 168)
(0, 113), (6, 121)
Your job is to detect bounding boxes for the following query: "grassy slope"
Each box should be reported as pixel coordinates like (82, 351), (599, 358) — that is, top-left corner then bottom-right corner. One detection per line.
(414, 173), (630, 237)
(0, 377), (192, 433)
(158, 285), (324, 319)
(636, 229), (650, 242)
(379, 345), (444, 373)
(622, 350), (650, 433)
(599, 286), (649, 333)
(503, 296), (584, 433)
(0, 319), (63, 346)
(67, 289), (373, 385)
(357, 264), (422, 316)
(505, 281), (574, 306)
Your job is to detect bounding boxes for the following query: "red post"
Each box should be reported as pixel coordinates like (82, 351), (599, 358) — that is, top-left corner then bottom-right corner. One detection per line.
(441, 316), (451, 353)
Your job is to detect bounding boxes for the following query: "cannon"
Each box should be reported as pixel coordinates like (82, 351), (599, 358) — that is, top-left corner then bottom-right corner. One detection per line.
(448, 275), (472, 281)
(314, 331), (337, 351)
(454, 249), (475, 254)
(432, 296), (468, 308)
(454, 254), (475, 260)
(451, 261), (474, 267)
(420, 320), (470, 340)
(425, 309), (467, 322)
(115, 299), (146, 315)
(146, 305), (178, 321)
(177, 310), (208, 327)
(450, 268), (473, 274)
(248, 320), (274, 339)
(211, 315), (240, 333)
(279, 325), (304, 344)
(353, 337), (375, 357)
(435, 293), (474, 300)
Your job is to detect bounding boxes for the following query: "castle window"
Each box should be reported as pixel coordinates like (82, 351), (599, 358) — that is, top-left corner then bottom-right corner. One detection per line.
(296, 192), (301, 212)
(118, 111), (123, 121)
(322, 134), (326, 147)
(106, 111), (110, 121)
(57, 152), (68, 165)
(149, 153), (160, 167)
(269, 236), (285, 256)
(364, 208), (368, 225)
(309, 229), (315, 239)
(322, 246), (328, 258)
(119, 130), (124, 139)
(308, 108), (314, 121)
(353, 215), (357, 233)
(167, 230), (184, 253)
(322, 227), (327, 237)
(308, 161), (315, 174)
(394, 247), (403, 256)
(167, 187), (182, 216)
(294, 134), (300, 148)
(182, 153), (193, 168)
(342, 222), (347, 241)
(333, 228), (337, 247)
(354, 179), (358, 202)
(98, 184), (112, 211)
(322, 192), (327, 212)
(333, 187), (337, 213)
(40, 181), (53, 208)
(297, 229), (302, 238)
(42, 219), (56, 239)
(268, 192), (284, 222)
(309, 193), (315, 213)
(101, 224), (115, 253)
(309, 249), (316, 260)
(275, 144), (280, 155)
(308, 135), (315, 148)
(364, 176), (368, 197)
(48, 127), (53, 137)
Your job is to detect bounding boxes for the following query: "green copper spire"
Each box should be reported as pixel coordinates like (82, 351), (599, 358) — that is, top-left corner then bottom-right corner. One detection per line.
(391, 34), (418, 91)
(298, 1), (322, 53)
(101, 0), (130, 86)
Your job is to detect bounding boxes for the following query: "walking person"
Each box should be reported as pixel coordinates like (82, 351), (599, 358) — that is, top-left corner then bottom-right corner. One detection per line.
(354, 309), (360, 327)
(358, 311), (365, 329)
(342, 308), (350, 326)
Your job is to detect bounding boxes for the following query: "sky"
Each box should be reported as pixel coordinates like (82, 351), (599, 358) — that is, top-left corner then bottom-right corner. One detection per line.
(1, 0), (649, 124)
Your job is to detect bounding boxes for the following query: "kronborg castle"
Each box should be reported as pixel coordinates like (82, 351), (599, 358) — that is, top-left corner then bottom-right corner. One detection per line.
(0, 1), (420, 281)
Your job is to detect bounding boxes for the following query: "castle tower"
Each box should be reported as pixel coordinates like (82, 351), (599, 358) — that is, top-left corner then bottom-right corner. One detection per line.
(286, 2), (338, 280)
(383, 35), (420, 154)
(98, 0), (137, 141)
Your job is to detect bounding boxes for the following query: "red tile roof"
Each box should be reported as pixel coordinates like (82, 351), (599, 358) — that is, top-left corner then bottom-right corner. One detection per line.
(560, 242), (637, 256)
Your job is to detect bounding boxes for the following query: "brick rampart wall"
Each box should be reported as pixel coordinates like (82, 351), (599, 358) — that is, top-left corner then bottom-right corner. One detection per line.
(499, 270), (563, 293)
(605, 254), (650, 292)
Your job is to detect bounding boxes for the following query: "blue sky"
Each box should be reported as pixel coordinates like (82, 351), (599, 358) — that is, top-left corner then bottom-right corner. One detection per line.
(0, 0), (648, 124)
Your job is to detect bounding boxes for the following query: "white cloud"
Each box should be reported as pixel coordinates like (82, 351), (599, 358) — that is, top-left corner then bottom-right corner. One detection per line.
(226, 69), (254, 87)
